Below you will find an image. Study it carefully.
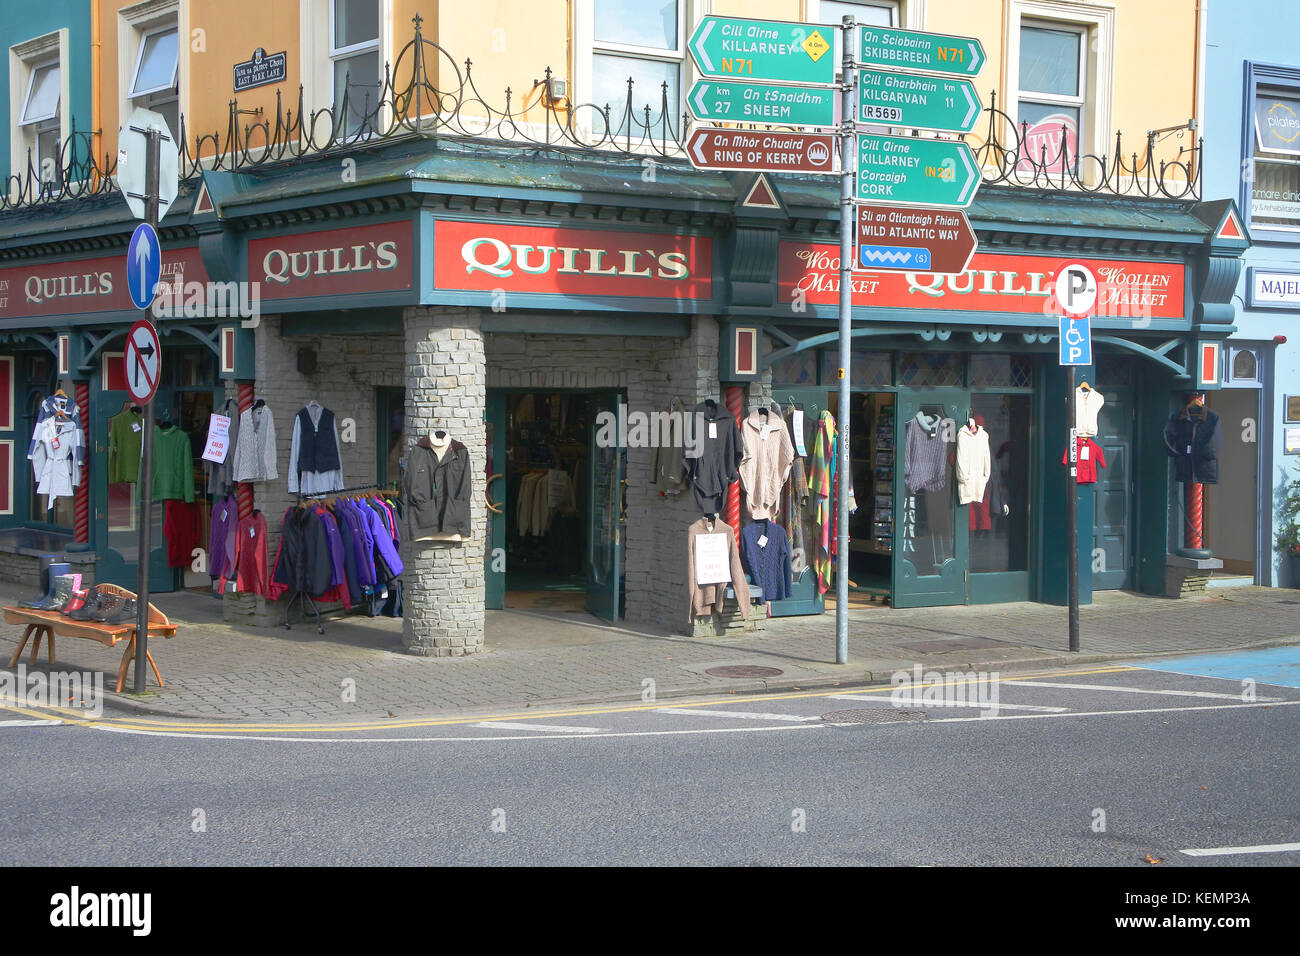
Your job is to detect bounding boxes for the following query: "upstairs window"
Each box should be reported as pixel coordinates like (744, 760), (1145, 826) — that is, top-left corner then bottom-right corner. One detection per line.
(331, 0), (381, 136)
(1016, 22), (1086, 174)
(1250, 88), (1300, 234)
(591, 0), (683, 137)
(129, 25), (179, 143)
(20, 61), (62, 184)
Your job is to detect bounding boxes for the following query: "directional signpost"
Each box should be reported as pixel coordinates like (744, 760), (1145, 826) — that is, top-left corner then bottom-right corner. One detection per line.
(684, 12), (990, 666)
(687, 127), (835, 173)
(688, 79), (836, 127)
(857, 68), (981, 132)
(126, 223), (161, 311)
(857, 133), (980, 206)
(857, 25), (986, 76)
(855, 204), (977, 273)
(688, 15), (834, 84)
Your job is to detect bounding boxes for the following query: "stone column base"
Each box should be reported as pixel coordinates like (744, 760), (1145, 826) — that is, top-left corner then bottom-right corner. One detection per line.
(1165, 554), (1223, 598)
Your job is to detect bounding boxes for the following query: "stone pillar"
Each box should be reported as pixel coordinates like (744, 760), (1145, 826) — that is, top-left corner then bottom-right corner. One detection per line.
(401, 306), (486, 656)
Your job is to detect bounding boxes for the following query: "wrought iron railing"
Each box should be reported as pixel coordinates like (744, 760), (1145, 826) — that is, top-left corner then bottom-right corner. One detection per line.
(1, 15), (1200, 212)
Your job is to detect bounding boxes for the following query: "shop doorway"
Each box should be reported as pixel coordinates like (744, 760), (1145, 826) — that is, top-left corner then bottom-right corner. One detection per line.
(1206, 388), (1260, 578)
(484, 389), (624, 621)
(1093, 388), (1135, 590)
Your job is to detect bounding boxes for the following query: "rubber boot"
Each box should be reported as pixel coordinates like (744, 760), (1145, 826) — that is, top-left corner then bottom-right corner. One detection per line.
(35, 574), (75, 611)
(19, 555), (60, 608)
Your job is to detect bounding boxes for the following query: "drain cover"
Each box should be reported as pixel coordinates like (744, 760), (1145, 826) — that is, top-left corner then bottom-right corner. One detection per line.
(822, 708), (928, 724)
(705, 665), (784, 679)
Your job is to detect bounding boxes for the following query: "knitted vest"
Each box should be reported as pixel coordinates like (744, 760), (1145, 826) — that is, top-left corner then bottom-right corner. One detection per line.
(296, 406), (341, 475)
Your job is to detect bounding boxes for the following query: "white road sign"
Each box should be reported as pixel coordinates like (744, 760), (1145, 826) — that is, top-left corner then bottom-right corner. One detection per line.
(125, 319), (162, 405)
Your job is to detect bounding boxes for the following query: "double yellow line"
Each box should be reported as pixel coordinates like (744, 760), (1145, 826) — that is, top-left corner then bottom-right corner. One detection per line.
(0, 665), (1140, 736)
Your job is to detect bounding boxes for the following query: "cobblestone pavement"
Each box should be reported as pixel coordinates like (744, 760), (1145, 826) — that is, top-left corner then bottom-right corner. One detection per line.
(1, 582), (1296, 723)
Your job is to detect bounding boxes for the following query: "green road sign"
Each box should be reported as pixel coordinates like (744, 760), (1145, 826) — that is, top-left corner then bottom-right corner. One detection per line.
(857, 26), (985, 77)
(858, 68), (982, 133)
(857, 133), (981, 207)
(688, 15), (835, 85)
(688, 79), (836, 127)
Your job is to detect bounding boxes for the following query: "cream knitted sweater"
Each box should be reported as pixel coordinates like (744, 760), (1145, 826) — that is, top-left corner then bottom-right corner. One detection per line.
(955, 425), (991, 504)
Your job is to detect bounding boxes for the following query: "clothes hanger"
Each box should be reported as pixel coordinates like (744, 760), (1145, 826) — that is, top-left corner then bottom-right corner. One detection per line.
(1079, 380), (1091, 392)
(253, 398), (266, 410)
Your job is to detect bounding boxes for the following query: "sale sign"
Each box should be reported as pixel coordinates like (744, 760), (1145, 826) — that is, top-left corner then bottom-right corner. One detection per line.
(434, 220), (713, 300)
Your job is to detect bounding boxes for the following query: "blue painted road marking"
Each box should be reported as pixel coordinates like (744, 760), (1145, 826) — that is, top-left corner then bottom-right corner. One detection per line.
(1133, 646), (1300, 690)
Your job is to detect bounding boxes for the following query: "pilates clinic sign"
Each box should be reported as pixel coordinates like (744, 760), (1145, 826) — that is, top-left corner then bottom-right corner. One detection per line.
(780, 241), (1186, 319)
(434, 220), (713, 300)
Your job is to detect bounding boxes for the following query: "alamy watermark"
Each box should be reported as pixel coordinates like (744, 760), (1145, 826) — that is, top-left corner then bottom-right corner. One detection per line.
(594, 407), (705, 457)
(0, 664), (103, 717)
(891, 665), (1000, 716)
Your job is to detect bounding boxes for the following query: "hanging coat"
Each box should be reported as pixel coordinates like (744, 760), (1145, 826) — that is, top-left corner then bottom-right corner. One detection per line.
(233, 405), (278, 482)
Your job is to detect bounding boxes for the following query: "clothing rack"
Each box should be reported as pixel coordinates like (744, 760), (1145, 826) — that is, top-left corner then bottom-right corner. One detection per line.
(297, 482), (400, 504)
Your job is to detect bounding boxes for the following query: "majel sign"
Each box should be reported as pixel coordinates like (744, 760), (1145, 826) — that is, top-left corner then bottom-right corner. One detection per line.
(434, 220), (713, 300)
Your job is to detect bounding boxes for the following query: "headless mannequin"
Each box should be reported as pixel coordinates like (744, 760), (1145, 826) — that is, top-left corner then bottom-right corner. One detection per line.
(416, 429), (462, 543)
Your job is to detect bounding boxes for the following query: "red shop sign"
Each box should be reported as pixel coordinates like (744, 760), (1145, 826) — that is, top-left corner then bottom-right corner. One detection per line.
(780, 242), (1185, 320)
(250, 221), (414, 299)
(434, 220), (713, 300)
(0, 247), (209, 320)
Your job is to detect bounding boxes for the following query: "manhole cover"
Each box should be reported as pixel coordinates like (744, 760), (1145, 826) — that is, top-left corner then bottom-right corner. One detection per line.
(705, 665), (784, 679)
(822, 708), (928, 724)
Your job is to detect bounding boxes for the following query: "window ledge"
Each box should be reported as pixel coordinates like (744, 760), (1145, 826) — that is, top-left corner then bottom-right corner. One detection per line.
(0, 528), (97, 562)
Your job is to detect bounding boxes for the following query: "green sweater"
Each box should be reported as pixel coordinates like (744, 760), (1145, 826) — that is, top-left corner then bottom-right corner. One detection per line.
(107, 409), (144, 483)
(152, 425), (195, 503)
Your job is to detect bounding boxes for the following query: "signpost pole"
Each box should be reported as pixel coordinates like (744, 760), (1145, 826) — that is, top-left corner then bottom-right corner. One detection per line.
(133, 128), (161, 694)
(835, 16), (856, 666)
(1066, 366), (1079, 653)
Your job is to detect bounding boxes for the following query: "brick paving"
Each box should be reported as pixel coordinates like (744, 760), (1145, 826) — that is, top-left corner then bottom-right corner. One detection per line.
(1, 581), (1296, 723)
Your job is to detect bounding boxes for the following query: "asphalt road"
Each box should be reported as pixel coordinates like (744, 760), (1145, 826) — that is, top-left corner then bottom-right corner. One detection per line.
(1, 649), (1297, 867)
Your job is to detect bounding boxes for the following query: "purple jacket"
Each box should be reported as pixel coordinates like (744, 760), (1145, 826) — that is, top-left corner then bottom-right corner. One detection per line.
(338, 500), (375, 586)
(209, 496), (239, 581)
(360, 500), (404, 578)
(317, 509), (347, 589)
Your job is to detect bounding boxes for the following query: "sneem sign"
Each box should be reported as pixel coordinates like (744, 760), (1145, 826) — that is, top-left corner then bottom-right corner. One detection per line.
(780, 242), (1186, 318)
(434, 220), (713, 299)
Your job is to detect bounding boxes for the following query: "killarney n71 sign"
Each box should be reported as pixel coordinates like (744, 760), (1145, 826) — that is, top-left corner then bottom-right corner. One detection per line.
(688, 16), (834, 85)
(857, 134), (981, 207)
(858, 26), (986, 76)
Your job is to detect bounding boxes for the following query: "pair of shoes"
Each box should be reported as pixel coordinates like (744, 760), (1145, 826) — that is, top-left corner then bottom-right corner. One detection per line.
(34, 575), (76, 611)
(61, 588), (89, 615)
(68, 586), (111, 621)
(100, 598), (138, 625)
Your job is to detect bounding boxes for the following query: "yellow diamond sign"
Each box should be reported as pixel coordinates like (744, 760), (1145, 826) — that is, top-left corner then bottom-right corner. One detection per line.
(802, 29), (830, 62)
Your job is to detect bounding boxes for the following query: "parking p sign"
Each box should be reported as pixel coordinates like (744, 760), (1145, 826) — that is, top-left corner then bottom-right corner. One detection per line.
(1059, 315), (1092, 366)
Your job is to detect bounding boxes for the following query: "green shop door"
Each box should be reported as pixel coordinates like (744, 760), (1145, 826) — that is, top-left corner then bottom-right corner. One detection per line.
(1092, 388), (1134, 590)
(484, 391), (506, 610)
(893, 389), (969, 608)
(586, 393), (625, 622)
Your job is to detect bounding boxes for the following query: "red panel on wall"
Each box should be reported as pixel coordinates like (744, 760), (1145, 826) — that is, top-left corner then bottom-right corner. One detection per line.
(0, 441), (12, 515)
(103, 352), (128, 393)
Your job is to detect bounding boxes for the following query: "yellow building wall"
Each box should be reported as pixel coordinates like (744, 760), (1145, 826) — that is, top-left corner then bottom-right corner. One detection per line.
(86, 0), (1198, 168)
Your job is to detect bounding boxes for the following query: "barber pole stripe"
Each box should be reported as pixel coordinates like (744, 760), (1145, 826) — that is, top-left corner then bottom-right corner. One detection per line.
(74, 382), (90, 545)
(725, 386), (743, 544)
(1185, 481), (1204, 550)
(237, 383), (255, 520)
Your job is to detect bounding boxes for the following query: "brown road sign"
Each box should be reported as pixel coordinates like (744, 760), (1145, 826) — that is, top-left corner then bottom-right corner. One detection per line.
(686, 127), (835, 174)
(854, 204), (977, 274)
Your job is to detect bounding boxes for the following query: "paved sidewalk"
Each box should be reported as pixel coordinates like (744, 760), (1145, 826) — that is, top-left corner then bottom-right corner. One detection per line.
(1, 581), (1297, 723)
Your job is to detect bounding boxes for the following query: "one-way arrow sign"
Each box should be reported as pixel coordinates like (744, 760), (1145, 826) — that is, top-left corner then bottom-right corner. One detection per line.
(126, 222), (161, 310)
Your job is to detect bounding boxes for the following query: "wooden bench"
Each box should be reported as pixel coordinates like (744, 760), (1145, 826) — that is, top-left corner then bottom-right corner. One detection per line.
(3, 583), (176, 692)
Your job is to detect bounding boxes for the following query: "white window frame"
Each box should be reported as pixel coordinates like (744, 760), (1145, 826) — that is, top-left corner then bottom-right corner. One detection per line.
(302, 0), (393, 140)
(1005, 0), (1115, 181)
(9, 30), (69, 188)
(117, 1), (187, 154)
(575, 0), (689, 140)
(129, 24), (178, 98)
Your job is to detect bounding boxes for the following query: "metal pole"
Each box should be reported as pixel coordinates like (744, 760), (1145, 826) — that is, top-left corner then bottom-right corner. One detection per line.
(133, 128), (161, 693)
(1066, 367), (1079, 652)
(835, 16), (857, 665)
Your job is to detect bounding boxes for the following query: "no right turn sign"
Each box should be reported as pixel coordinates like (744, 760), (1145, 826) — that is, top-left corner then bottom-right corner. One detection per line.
(125, 319), (161, 405)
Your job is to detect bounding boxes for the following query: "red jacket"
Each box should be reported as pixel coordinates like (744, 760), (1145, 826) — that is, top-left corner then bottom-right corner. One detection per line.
(221, 511), (269, 597)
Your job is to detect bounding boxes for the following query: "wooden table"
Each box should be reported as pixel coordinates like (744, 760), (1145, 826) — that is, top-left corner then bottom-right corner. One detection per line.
(4, 602), (176, 693)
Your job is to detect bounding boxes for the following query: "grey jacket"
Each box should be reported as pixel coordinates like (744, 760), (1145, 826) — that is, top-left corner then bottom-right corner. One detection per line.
(403, 437), (472, 538)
